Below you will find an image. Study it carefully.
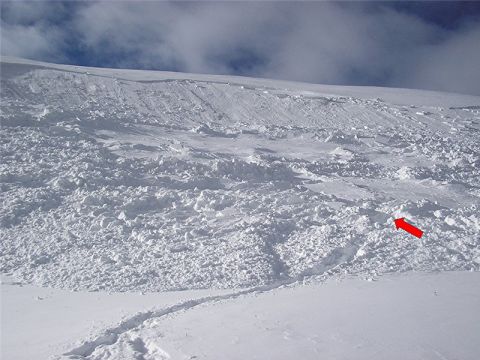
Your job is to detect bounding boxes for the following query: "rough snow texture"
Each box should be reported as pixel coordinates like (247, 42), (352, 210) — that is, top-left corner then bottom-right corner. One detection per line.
(1, 58), (479, 292)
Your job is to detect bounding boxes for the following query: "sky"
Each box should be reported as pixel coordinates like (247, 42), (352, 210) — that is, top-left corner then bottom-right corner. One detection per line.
(1, 1), (480, 95)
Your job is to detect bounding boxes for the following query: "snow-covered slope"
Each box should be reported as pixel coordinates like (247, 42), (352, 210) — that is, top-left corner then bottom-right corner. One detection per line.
(1, 57), (479, 292)
(1, 57), (480, 359)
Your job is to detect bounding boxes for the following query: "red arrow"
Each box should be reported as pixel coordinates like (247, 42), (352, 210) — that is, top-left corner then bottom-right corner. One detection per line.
(394, 218), (423, 238)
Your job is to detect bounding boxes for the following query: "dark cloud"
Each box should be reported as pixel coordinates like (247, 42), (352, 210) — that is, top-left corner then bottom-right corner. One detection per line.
(1, 1), (479, 95)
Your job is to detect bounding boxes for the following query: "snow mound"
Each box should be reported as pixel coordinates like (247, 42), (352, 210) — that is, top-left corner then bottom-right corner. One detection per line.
(1, 58), (479, 291)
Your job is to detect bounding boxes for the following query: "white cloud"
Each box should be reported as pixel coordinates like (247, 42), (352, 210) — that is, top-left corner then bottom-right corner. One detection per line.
(0, 23), (64, 60)
(1, 1), (479, 95)
(391, 24), (480, 95)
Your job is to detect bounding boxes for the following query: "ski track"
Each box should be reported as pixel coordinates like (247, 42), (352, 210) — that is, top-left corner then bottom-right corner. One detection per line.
(61, 285), (277, 359)
(60, 255), (350, 360)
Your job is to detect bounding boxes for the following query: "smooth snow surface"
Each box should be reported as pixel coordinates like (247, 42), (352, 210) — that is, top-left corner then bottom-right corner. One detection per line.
(0, 275), (228, 360)
(3, 272), (479, 360)
(64, 272), (480, 360)
(1, 57), (479, 359)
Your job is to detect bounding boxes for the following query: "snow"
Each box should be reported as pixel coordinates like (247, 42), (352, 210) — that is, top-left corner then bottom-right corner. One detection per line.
(0, 275), (229, 360)
(1, 56), (479, 359)
(75, 272), (479, 360)
(3, 273), (478, 360)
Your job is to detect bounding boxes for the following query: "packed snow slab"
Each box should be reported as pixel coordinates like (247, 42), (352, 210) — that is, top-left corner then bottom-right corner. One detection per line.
(1, 57), (480, 292)
(0, 275), (229, 360)
(55, 272), (480, 360)
(2, 56), (480, 107)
